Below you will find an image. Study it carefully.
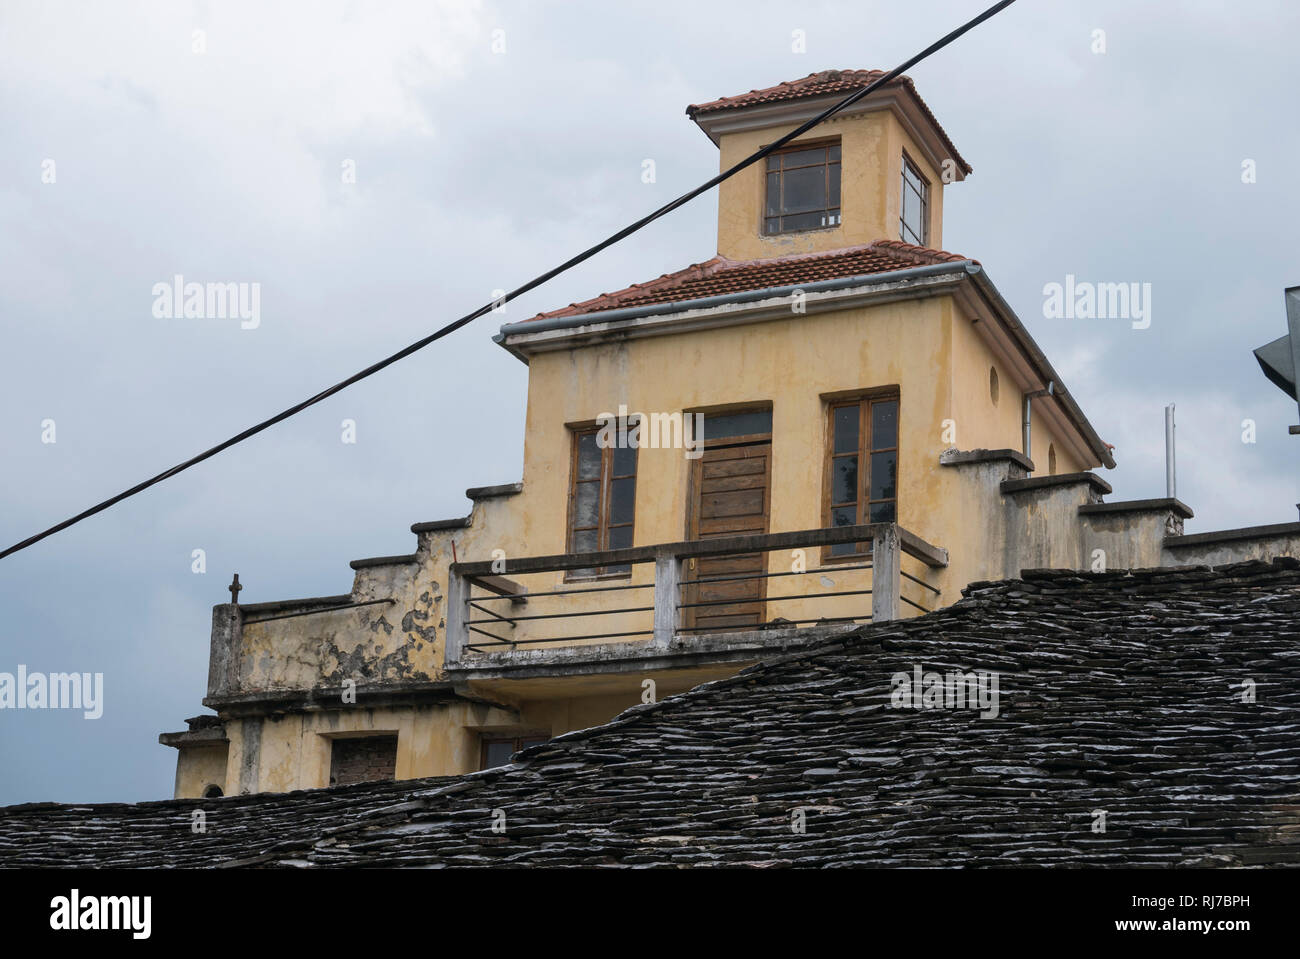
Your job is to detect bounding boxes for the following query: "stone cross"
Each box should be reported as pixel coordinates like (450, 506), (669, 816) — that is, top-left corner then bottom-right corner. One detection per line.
(228, 573), (243, 606)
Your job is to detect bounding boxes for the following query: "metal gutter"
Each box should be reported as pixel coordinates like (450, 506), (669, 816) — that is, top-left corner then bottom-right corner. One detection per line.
(495, 259), (976, 344)
(495, 255), (1113, 471)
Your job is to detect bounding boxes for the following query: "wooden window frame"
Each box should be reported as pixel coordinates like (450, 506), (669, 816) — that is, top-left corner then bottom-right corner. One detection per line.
(480, 733), (549, 771)
(820, 389), (900, 564)
(564, 421), (639, 581)
(900, 151), (930, 246)
(762, 137), (842, 236)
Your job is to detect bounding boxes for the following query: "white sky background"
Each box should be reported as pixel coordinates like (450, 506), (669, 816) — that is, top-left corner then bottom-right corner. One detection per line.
(1, 0), (1297, 803)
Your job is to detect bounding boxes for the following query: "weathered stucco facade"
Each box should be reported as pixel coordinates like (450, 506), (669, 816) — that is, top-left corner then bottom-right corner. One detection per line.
(162, 69), (1300, 798)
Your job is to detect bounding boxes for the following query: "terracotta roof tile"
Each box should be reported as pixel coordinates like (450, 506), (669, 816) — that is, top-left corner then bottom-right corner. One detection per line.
(687, 69), (970, 174)
(523, 240), (973, 323)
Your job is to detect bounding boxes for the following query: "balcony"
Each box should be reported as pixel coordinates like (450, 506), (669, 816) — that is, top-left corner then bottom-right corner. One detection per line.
(445, 523), (947, 680)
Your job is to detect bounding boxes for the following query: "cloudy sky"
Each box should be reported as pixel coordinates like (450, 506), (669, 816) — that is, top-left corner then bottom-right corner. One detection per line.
(1, 0), (1297, 805)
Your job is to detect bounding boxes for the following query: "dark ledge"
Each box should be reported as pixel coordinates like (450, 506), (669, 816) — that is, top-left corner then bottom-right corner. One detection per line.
(1001, 472), (1112, 496)
(1079, 498), (1194, 519)
(939, 448), (1034, 471)
(411, 517), (471, 534)
(349, 553), (419, 570)
(467, 482), (522, 500)
(237, 594), (352, 616)
(1165, 521), (1300, 549)
(204, 681), (457, 716)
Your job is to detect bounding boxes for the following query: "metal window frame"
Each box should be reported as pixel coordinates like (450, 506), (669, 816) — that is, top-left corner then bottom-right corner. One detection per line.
(763, 138), (842, 236)
(899, 151), (930, 246)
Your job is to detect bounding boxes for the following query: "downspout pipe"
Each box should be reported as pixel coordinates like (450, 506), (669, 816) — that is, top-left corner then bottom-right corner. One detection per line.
(1022, 381), (1056, 467)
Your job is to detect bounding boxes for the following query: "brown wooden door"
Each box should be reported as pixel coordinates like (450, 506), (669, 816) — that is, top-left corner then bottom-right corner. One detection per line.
(686, 442), (771, 632)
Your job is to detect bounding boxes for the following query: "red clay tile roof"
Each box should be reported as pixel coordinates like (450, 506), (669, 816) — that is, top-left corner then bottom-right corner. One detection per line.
(522, 240), (973, 323)
(687, 69), (970, 175)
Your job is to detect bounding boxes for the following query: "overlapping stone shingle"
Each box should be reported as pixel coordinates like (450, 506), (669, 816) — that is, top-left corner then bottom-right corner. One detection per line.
(2, 560), (1298, 868)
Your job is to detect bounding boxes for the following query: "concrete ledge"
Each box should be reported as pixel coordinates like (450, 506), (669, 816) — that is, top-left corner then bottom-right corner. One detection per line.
(1165, 521), (1300, 549)
(940, 447), (1034, 471)
(349, 553), (419, 570)
(158, 727), (227, 749)
(1001, 472), (1112, 496)
(204, 681), (457, 717)
(447, 624), (856, 681)
(467, 482), (522, 500)
(1079, 498), (1194, 519)
(237, 595), (352, 616)
(410, 517), (471, 534)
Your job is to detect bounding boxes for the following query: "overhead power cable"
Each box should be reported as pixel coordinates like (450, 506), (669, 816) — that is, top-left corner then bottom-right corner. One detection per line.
(0, 0), (1017, 561)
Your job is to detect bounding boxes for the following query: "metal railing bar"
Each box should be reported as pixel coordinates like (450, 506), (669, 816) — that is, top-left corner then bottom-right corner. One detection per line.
(469, 601), (516, 627)
(468, 604), (653, 625)
(901, 570), (941, 595)
(676, 588), (872, 611)
(899, 594), (929, 612)
(470, 580), (653, 601)
(497, 629), (655, 645)
(674, 615), (866, 633)
(468, 625), (515, 646)
(451, 523), (945, 577)
(679, 562), (872, 587)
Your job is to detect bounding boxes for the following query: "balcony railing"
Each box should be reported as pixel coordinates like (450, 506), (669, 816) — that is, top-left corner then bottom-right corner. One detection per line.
(445, 523), (946, 667)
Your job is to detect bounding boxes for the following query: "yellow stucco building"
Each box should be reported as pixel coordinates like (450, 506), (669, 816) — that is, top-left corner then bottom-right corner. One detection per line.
(164, 69), (1295, 800)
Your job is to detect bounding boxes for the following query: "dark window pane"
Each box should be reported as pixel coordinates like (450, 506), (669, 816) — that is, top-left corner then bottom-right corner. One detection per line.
(870, 451), (897, 501)
(872, 401), (898, 449)
(766, 173), (780, 215)
(577, 432), (601, 479)
(573, 528), (598, 553)
(869, 500), (896, 523)
(780, 166), (827, 213)
(781, 147), (826, 168)
(828, 143), (841, 162)
(831, 505), (858, 528)
(483, 741), (515, 769)
(613, 444), (636, 477)
(828, 163), (841, 208)
(830, 504), (860, 556)
(831, 455), (858, 505)
(766, 155), (780, 171)
(782, 210), (826, 232)
(573, 481), (599, 527)
(607, 525), (633, 550)
(764, 217), (779, 234)
(833, 405), (859, 453)
(702, 410), (772, 440)
(610, 477), (636, 525)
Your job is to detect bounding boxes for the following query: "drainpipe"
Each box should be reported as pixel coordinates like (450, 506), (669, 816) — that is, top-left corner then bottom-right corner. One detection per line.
(1165, 404), (1176, 499)
(1022, 382), (1055, 468)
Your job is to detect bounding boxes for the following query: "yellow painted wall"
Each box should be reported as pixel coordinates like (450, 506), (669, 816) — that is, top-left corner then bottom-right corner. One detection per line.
(174, 743), (228, 798)
(172, 93), (1110, 799)
(715, 108), (947, 261)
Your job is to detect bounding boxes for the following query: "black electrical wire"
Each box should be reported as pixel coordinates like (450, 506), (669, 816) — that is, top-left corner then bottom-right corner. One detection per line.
(0, 0), (1016, 562)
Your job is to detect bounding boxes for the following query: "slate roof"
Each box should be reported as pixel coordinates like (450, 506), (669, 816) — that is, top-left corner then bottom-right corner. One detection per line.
(3, 560), (1299, 868)
(522, 240), (972, 324)
(686, 69), (971, 174)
